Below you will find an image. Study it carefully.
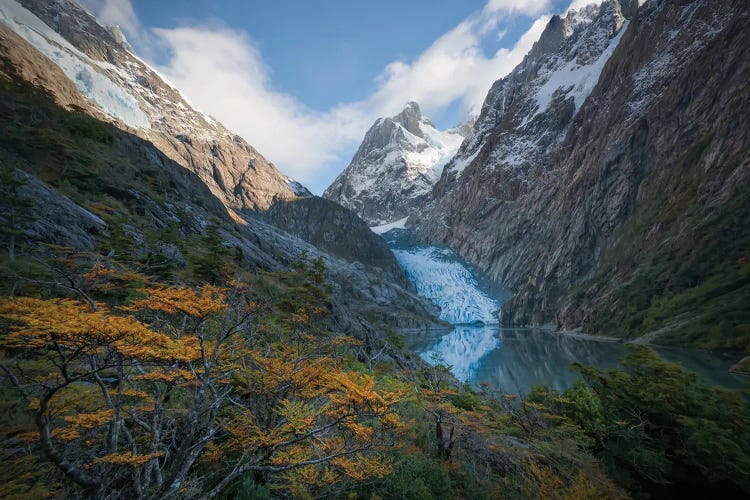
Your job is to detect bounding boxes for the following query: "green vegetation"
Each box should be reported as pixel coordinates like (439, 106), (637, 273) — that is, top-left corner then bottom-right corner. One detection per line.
(0, 161), (36, 262)
(584, 137), (750, 351)
(540, 346), (750, 498)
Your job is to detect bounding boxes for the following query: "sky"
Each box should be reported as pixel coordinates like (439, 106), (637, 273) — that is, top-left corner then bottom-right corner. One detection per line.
(79, 0), (593, 193)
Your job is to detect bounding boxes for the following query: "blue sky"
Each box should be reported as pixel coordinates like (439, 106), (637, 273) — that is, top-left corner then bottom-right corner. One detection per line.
(82, 0), (583, 193)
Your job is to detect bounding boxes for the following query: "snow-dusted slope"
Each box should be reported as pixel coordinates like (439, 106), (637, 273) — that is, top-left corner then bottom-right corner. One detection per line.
(0, 0), (149, 129)
(392, 245), (499, 325)
(441, 1), (632, 181)
(1, 0), (301, 211)
(324, 102), (469, 225)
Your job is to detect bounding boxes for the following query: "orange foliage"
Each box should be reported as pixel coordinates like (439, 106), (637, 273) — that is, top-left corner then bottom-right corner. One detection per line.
(124, 285), (227, 318)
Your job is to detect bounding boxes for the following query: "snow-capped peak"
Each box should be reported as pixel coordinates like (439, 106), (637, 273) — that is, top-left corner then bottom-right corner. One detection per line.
(324, 102), (471, 225)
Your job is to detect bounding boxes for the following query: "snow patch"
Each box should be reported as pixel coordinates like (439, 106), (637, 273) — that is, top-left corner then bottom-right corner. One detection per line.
(370, 217), (409, 235)
(0, 0), (150, 129)
(533, 21), (629, 116)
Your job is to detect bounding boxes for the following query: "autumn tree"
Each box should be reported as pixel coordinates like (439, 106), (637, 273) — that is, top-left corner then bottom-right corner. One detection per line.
(0, 262), (404, 498)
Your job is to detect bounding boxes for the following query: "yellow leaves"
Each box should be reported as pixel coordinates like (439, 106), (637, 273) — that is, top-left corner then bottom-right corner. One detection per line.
(327, 371), (402, 416)
(50, 427), (80, 441)
(91, 451), (163, 467)
(81, 263), (115, 280)
(0, 296), (202, 363)
(48, 409), (114, 442)
(125, 285), (228, 318)
(136, 369), (195, 383)
(331, 454), (392, 482)
(201, 442), (224, 462)
(63, 409), (113, 428)
(277, 399), (317, 434)
(345, 422), (373, 440)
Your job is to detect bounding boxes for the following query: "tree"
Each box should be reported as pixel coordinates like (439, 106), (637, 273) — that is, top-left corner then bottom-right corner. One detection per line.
(0, 273), (403, 497)
(190, 217), (232, 283)
(561, 346), (750, 497)
(0, 164), (36, 262)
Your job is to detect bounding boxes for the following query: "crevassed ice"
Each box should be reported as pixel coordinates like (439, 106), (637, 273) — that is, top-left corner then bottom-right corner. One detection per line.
(0, 0), (150, 130)
(393, 246), (499, 324)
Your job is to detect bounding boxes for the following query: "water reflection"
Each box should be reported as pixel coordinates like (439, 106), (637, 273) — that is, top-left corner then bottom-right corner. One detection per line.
(404, 327), (748, 394)
(419, 326), (501, 382)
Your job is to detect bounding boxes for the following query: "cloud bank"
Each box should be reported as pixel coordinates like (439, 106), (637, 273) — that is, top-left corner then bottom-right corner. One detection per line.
(79, 1), (581, 192)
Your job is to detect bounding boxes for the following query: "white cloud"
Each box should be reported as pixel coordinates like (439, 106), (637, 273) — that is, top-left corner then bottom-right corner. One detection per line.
(78, 0), (142, 43)
(486, 0), (552, 14)
(565, 0), (606, 14)
(80, 0), (556, 193)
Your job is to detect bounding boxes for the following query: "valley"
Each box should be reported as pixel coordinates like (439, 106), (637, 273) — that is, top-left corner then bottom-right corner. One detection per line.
(0, 0), (749, 497)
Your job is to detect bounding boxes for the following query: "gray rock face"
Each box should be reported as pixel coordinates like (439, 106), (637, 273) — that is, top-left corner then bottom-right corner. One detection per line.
(10, 170), (107, 251)
(411, 0), (750, 337)
(262, 197), (410, 287)
(4, 0), (302, 211)
(324, 102), (468, 225)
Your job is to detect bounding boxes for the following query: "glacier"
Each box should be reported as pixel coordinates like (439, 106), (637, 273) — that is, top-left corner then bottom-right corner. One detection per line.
(0, 0), (151, 130)
(391, 244), (500, 325)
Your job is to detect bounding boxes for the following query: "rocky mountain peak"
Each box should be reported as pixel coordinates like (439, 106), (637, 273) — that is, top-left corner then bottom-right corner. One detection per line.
(392, 101), (424, 137)
(324, 102), (470, 225)
(529, 14), (567, 62)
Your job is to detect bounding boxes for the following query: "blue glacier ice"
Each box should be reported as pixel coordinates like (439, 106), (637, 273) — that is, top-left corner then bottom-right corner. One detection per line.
(392, 245), (500, 324)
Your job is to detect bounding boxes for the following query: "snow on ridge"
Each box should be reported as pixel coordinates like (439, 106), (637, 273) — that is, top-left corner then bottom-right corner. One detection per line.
(0, 0), (150, 130)
(398, 118), (466, 184)
(533, 20), (629, 117)
(393, 246), (500, 325)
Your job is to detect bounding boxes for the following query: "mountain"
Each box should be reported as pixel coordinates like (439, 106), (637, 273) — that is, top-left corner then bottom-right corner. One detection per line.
(324, 102), (469, 225)
(410, 0), (750, 349)
(0, 0), (300, 213)
(0, 0), (442, 336)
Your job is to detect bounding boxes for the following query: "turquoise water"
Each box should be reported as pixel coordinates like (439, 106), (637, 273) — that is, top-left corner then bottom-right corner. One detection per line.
(403, 326), (748, 394)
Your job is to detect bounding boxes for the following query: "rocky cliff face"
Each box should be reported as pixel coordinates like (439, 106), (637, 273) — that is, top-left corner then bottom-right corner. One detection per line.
(262, 197), (410, 286)
(1, 0), (300, 212)
(324, 102), (468, 225)
(414, 0), (635, 244)
(411, 0), (750, 348)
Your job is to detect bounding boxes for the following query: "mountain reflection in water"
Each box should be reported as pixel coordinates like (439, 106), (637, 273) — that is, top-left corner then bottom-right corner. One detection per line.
(404, 327), (747, 394)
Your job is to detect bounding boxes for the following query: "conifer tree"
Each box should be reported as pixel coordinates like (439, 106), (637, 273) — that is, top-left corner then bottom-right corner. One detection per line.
(0, 163), (36, 262)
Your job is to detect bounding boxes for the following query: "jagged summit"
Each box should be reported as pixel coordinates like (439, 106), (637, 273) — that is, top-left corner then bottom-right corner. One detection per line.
(323, 102), (469, 225)
(392, 101), (425, 137)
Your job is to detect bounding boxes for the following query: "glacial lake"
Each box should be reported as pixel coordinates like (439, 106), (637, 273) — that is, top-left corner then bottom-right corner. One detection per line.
(403, 326), (748, 394)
